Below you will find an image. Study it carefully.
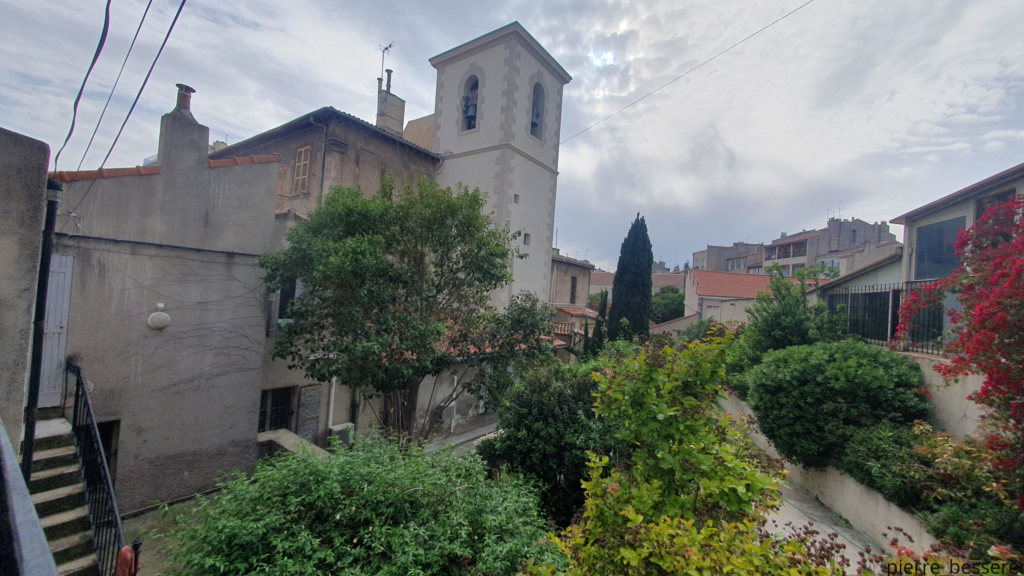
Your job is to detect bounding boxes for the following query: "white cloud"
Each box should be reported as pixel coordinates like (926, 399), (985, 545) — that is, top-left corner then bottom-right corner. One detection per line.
(984, 140), (1005, 152)
(982, 129), (1024, 140)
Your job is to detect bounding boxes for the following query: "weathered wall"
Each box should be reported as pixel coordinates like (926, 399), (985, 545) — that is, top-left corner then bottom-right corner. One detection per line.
(403, 114), (435, 151)
(549, 258), (591, 305)
(56, 240), (268, 510)
(650, 314), (699, 340)
(0, 128), (49, 443)
(897, 352), (985, 440)
(699, 297), (755, 323)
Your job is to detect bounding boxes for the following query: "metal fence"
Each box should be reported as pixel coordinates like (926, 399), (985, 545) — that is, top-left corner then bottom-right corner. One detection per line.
(821, 281), (950, 355)
(67, 363), (126, 576)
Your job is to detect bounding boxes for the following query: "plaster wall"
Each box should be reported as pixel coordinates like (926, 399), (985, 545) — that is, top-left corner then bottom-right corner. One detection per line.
(650, 315), (700, 340)
(55, 239), (267, 511)
(432, 45), (508, 156)
(0, 128), (49, 443)
(549, 259), (591, 305)
(898, 352), (985, 440)
(699, 297), (755, 323)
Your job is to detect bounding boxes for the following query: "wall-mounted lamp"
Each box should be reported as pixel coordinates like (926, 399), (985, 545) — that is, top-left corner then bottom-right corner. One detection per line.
(148, 303), (171, 330)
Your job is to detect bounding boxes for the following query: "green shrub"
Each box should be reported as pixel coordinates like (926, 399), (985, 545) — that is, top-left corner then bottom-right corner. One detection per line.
(478, 359), (619, 527)
(923, 500), (1024, 567)
(726, 267), (847, 398)
(838, 423), (932, 509)
(745, 340), (929, 468)
(164, 436), (565, 576)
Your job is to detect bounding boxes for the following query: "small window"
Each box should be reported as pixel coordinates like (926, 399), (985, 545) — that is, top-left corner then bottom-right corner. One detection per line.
(259, 388), (294, 433)
(523, 233), (531, 246)
(570, 276), (577, 304)
(278, 279), (304, 322)
(851, 229), (857, 245)
(513, 194), (520, 204)
(793, 241), (807, 257)
(530, 83), (545, 139)
(293, 146), (311, 194)
(462, 76), (479, 131)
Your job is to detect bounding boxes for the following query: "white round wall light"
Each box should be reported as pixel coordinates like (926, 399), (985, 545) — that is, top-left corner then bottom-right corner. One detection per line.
(148, 303), (171, 330)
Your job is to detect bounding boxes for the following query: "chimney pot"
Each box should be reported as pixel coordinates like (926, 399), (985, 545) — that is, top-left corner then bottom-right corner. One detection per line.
(175, 83), (195, 110)
(377, 77), (383, 92)
(385, 69), (393, 93)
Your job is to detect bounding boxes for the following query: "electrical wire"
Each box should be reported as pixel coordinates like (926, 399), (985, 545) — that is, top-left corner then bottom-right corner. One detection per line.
(75, 0), (156, 173)
(52, 0), (113, 173)
(466, 0), (819, 190)
(60, 0), (189, 232)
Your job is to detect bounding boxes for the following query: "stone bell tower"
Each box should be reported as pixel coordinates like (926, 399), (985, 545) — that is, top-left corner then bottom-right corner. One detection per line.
(428, 22), (572, 307)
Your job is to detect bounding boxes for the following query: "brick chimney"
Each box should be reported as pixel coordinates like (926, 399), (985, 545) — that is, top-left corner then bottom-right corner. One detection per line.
(157, 83), (210, 168)
(375, 70), (406, 137)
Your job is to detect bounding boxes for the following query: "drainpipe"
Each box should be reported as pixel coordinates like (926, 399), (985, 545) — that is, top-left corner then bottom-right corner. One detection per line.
(310, 115), (328, 199)
(22, 178), (63, 481)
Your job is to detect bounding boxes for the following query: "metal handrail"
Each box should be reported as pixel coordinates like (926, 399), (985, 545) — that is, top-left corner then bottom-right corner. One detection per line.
(67, 363), (125, 576)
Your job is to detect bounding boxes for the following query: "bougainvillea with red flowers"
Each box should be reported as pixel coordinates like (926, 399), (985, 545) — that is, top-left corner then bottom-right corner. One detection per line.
(893, 196), (1024, 511)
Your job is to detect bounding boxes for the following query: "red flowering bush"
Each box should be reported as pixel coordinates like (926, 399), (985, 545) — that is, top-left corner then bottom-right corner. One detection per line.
(894, 196), (1024, 511)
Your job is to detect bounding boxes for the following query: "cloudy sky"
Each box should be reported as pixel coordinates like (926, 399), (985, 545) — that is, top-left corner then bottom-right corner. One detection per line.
(3, 0), (1023, 271)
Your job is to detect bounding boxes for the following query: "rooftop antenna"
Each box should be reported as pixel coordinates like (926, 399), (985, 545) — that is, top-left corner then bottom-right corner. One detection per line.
(379, 41), (394, 82)
(584, 249), (589, 260)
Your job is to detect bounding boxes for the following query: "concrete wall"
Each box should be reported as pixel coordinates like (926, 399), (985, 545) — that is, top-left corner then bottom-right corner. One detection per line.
(403, 114), (435, 150)
(50, 101), (279, 511)
(650, 314), (699, 341)
(898, 352), (985, 440)
(719, 394), (938, 555)
(699, 297), (756, 323)
(0, 128), (49, 443)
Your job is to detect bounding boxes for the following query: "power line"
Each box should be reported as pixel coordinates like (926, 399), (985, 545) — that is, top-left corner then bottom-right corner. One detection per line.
(467, 0), (818, 190)
(75, 0), (156, 173)
(61, 0), (189, 232)
(52, 0), (113, 173)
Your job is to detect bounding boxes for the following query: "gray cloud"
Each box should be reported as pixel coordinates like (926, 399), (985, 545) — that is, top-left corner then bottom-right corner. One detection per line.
(2, 0), (1023, 272)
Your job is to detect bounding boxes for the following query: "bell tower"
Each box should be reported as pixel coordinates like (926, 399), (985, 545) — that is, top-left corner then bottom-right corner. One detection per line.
(429, 22), (572, 306)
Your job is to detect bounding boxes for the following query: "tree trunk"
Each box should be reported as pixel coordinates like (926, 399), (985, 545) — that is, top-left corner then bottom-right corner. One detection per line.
(382, 379), (420, 441)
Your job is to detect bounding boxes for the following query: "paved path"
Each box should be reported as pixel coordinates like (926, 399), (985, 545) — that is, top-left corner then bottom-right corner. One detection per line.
(769, 483), (881, 573)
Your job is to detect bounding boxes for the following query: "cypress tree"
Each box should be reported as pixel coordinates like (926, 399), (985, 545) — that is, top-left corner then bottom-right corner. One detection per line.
(591, 289), (608, 352)
(607, 213), (653, 341)
(581, 320), (591, 357)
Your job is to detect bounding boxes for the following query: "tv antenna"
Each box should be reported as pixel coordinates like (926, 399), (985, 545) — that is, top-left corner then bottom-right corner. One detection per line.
(379, 42), (394, 81)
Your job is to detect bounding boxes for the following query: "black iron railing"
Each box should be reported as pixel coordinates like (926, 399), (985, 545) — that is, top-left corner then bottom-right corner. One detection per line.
(67, 364), (125, 576)
(822, 281), (952, 355)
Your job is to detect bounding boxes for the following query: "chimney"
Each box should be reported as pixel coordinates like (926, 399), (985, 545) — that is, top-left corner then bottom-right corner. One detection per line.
(375, 69), (406, 137)
(176, 83), (195, 111)
(157, 83), (209, 167)
(780, 232), (787, 238)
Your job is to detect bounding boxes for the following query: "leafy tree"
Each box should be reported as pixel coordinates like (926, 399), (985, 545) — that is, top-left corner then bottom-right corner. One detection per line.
(728, 263), (847, 396)
(587, 290), (608, 355)
(607, 214), (653, 341)
(477, 359), (619, 527)
(745, 340), (930, 468)
(525, 341), (853, 576)
(895, 196), (1024, 512)
(259, 177), (550, 440)
(580, 320), (591, 356)
(165, 436), (566, 575)
(650, 284), (687, 324)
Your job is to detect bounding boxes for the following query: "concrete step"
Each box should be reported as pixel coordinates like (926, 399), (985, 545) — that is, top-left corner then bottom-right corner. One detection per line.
(37, 407), (67, 420)
(49, 531), (95, 566)
(41, 506), (91, 541)
(34, 418), (74, 452)
(33, 483), (86, 517)
(30, 464), (81, 494)
(57, 554), (99, 576)
(34, 445), (79, 473)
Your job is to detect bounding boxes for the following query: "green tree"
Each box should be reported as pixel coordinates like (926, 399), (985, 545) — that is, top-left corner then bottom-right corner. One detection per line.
(259, 177), (551, 440)
(607, 214), (653, 341)
(649, 284), (687, 324)
(581, 319), (591, 356)
(588, 290), (608, 354)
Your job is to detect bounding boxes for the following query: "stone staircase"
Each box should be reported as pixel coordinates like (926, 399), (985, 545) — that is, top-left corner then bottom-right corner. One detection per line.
(28, 414), (99, 576)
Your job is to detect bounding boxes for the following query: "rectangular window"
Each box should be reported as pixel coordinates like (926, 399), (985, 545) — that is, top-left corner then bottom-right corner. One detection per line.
(277, 279), (304, 322)
(782, 265), (791, 276)
(293, 146), (311, 194)
(779, 245), (792, 259)
(523, 233), (531, 246)
(915, 217), (966, 280)
(513, 194), (520, 204)
(259, 388), (293, 433)
(792, 263), (806, 274)
(793, 242), (807, 257)
(570, 276), (578, 304)
(96, 420), (120, 486)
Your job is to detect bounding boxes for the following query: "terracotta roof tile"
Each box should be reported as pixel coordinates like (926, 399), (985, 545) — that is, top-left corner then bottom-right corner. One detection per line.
(50, 166), (161, 182)
(556, 306), (598, 319)
(589, 272), (687, 289)
(49, 154), (280, 183)
(691, 269), (798, 299)
(590, 272), (615, 285)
